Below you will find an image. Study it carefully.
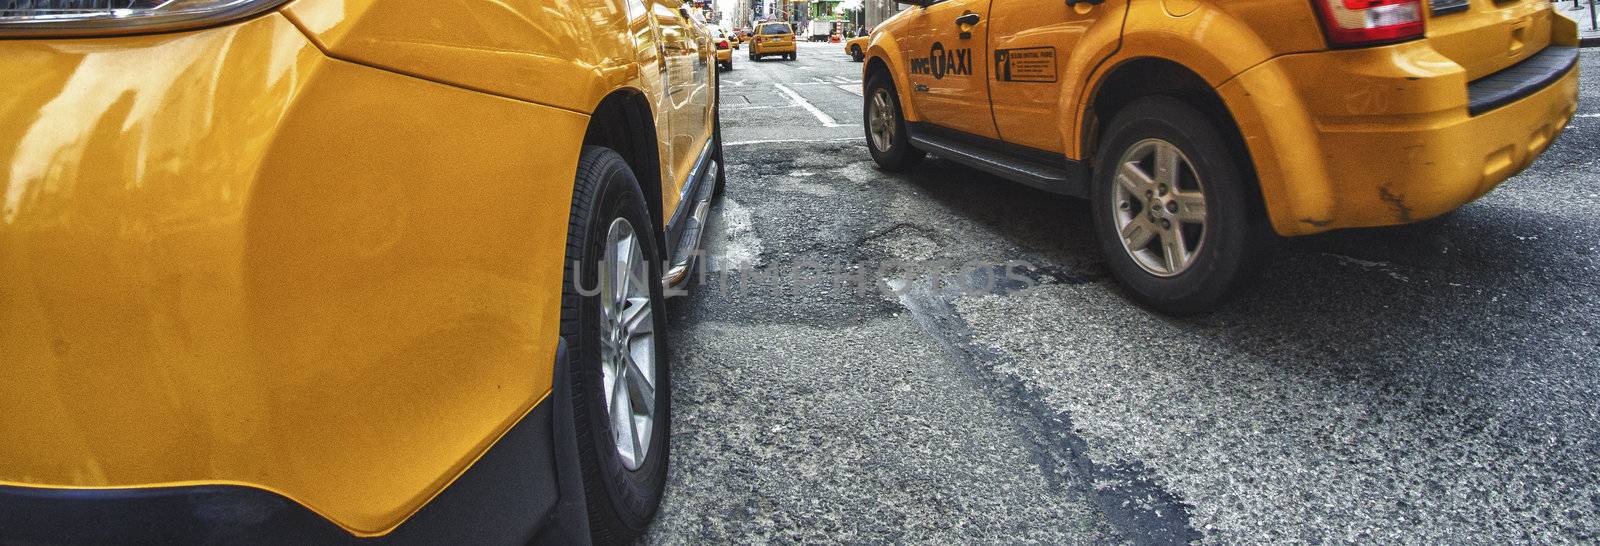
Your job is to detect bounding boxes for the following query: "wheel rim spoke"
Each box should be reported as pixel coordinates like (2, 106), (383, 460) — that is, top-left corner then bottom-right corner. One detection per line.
(609, 365), (636, 467)
(1154, 141), (1181, 187)
(1117, 161), (1155, 195)
(1174, 191), (1206, 223)
(1160, 229), (1188, 272)
(626, 350), (656, 416)
(1121, 217), (1157, 250)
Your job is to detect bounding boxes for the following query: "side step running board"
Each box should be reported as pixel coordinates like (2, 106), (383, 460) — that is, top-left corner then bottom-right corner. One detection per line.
(907, 123), (1087, 197)
(662, 156), (719, 290)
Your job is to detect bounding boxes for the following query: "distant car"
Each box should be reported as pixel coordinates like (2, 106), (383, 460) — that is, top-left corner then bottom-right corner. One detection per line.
(844, 35), (868, 62)
(715, 29), (734, 70)
(748, 21), (796, 61)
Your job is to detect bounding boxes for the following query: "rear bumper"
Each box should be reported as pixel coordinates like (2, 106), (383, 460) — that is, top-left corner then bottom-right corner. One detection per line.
(0, 341), (586, 545)
(755, 42), (796, 54)
(1220, 31), (1579, 236)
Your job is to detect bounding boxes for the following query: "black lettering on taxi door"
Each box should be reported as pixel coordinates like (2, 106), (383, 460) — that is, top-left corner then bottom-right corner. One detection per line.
(909, 42), (973, 80)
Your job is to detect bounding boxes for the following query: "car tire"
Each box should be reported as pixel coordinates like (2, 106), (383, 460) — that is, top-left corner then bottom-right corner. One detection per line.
(560, 146), (671, 544)
(1089, 96), (1268, 315)
(863, 70), (923, 172)
(851, 47), (864, 62)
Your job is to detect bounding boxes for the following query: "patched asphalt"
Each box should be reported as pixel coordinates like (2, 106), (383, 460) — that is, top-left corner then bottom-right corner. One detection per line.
(646, 42), (1600, 544)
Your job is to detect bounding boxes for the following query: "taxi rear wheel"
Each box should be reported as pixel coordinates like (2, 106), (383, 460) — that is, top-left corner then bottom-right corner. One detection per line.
(1089, 96), (1267, 315)
(850, 47), (864, 62)
(561, 146), (670, 543)
(863, 70), (923, 172)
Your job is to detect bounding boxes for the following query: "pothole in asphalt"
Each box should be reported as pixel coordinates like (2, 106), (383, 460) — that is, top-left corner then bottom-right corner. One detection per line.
(704, 197), (763, 272)
(774, 174), (838, 197)
(863, 224), (944, 262)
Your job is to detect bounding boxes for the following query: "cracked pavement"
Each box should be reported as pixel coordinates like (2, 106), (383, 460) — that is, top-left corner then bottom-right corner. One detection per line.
(645, 42), (1600, 544)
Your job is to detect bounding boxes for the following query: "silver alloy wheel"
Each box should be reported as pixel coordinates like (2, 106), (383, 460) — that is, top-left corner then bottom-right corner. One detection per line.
(1111, 138), (1208, 277)
(868, 87), (896, 152)
(599, 217), (657, 471)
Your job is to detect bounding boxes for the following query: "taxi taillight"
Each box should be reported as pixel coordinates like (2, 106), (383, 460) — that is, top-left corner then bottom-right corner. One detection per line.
(1311, 0), (1424, 48)
(719, 39), (730, 48)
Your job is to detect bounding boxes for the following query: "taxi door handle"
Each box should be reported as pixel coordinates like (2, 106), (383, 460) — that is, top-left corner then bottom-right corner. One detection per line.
(955, 13), (981, 26)
(1066, 0), (1104, 5)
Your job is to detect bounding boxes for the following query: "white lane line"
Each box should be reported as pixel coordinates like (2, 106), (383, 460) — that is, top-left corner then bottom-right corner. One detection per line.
(1577, 113), (1600, 118)
(726, 136), (862, 146)
(774, 82), (840, 127)
(725, 104), (800, 111)
(838, 84), (862, 97)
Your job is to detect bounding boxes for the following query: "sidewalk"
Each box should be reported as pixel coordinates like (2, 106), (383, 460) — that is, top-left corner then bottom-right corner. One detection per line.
(1555, 0), (1600, 46)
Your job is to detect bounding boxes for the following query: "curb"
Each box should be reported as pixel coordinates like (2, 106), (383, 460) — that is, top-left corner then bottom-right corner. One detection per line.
(1584, 36), (1600, 48)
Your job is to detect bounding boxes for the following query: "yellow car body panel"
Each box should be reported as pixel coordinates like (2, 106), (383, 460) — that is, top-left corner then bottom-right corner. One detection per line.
(280, 0), (631, 114)
(283, 0), (717, 232)
(864, 0), (1578, 237)
(0, 13), (586, 535)
(1221, 30), (1578, 235)
(863, 13), (919, 120)
(0, 0), (719, 539)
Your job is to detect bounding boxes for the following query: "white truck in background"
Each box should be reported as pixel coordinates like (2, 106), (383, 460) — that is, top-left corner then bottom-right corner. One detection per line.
(807, 20), (832, 41)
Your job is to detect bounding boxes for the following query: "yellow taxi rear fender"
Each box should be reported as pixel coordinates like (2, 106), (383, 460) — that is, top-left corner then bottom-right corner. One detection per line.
(1079, 0), (1326, 234)
(0, 13), (590, 535)
(283, 0), (644, 114)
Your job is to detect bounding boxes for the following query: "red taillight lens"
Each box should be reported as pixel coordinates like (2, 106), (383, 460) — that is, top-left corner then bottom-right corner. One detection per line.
(719, 40), (729, 48)
(1312, 0), (1424, 47)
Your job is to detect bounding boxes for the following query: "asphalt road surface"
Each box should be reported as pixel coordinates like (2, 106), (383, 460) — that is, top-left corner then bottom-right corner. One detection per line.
(645, 41), (1600, 544)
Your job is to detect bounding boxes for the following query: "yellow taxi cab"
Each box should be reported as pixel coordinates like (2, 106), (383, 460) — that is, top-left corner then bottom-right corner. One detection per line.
(845, 35), (869, 62)
(716, 28), (735, 70)
(749, 20), (797, 61)
(862, 0), (1579, 314)
(0, 0), (724, 543)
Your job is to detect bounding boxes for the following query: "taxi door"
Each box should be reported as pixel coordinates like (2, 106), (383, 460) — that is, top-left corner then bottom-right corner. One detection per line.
(650, 0), (710, 210)
(906, 0), (997, 139)
(986, 0), (1126, 155)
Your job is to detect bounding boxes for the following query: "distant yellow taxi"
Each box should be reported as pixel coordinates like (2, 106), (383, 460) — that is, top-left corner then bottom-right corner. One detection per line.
(862, 0), (1578, 314)
(0, 0), (725, 543)
(844, 35), (869, 62)
(716, 28), (735, 69)
(749, 21), (797, 61)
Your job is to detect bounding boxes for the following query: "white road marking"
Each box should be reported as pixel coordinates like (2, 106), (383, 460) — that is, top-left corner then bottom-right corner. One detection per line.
(838, 84), (863, 96)
(773, 82), (840, 127)
(725, 104), (801, 111)
(726, 136), (863, 146)
(1576, 113), (1600, 118)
